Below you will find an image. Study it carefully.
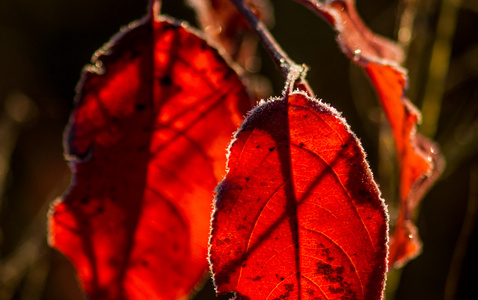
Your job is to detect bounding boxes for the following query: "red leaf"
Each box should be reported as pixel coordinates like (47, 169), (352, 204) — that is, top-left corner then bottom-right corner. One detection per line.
(297, 0), (403, 64)
(365, 63), (443, 268)
(210, 92), (388, 300)
(189, 0), (274, 67)
(189, 0), (275, 101)
(48, 9), (251, 300)
(299, 0), (444, 267)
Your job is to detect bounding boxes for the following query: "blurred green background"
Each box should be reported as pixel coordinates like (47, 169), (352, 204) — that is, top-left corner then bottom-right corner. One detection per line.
(1, 0), (477, 299)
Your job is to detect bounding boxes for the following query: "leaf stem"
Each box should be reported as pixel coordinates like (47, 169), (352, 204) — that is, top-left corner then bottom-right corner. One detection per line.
(149, 0), (162, 20)
(228, 0), (308, 85)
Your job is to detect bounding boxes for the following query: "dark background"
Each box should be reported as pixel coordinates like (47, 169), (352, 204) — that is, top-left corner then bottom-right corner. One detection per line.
(0, 0), (477, 299)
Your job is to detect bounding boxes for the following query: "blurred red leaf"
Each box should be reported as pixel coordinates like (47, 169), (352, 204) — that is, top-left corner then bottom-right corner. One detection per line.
(296, 0), (403, 64)
(48, 7), (251, 300)
(189, 0), (275, 101)
(298, 0), (444, 268)
(189, 0), (274, 67)
(210, 92), (388, 299)
(365, 63), (443, 268)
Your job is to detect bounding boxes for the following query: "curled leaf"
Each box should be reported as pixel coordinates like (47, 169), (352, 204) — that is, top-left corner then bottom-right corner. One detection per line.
(298, 0), (444, 267)
(210, 92), (388, 299)
(48, 8), (250, 300)
(365, 64), (443, 267)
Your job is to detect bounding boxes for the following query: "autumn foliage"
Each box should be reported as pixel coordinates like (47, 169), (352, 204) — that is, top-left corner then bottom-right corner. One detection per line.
(48, 11), (250, 299)
(210, 92), (388, 299)
(47, 0), (443, 299)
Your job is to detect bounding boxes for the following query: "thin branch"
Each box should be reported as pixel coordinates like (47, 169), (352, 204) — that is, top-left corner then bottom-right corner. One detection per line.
(228, 0), (309, 87)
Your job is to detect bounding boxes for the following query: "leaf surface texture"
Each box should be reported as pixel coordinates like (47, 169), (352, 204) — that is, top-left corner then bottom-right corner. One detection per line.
(302, 0), (444, 267)
(210, 92), (388, 300)
(49, 12), (250, 300)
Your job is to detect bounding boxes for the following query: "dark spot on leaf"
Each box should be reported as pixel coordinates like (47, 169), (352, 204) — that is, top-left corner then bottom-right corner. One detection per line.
(135, 104), (146, 111)
(316, 262), (333, 275)
(341, 143), (348, 148)
(252, 276), (262, 282)
(160, 75), (172, 86)
(269, 147), (275, 152)
(329, 286), (345, 294)
(256, 145), (260, 148)
(223, 70), (232, 80)
(359, 189), (370, 198)
(336, 266), (344, 275)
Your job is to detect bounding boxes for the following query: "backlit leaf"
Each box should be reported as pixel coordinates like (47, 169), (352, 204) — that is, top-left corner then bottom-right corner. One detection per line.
(189, 0), (274, 68)
(48, 7), (250, 300)
(299, 0), (444, 267)
(189, 0), (275, 100)
(210, 92), (388, 299)
(296, 0), (403, 64)
(364, 64), (443, 267)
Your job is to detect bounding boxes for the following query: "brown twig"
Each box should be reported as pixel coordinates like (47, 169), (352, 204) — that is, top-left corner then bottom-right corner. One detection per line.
(228, 0), (310, 93)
